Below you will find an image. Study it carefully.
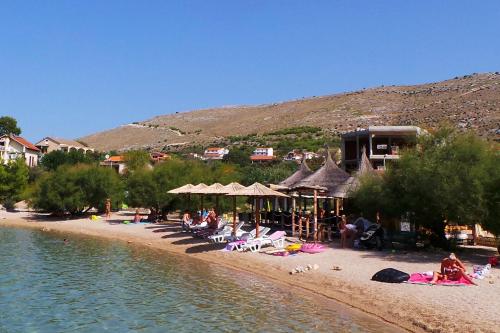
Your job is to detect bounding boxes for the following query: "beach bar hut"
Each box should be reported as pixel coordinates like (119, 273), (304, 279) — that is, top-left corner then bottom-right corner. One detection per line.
(293, 152), (350, 241)
(273, 157), (314, 235)
(226, 183), (288, 238)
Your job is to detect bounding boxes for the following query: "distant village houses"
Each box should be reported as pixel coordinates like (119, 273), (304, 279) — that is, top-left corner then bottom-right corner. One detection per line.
(34, 137), (94, 154)
(283, 149), (321, 162)
(203, 147), (229, 160)
(150, 152), (170, 164)
(0, 134), (40, 167)
(250, 147), (274, 163)
(341, 125), (424, 171)
(101, 152), (169, 174)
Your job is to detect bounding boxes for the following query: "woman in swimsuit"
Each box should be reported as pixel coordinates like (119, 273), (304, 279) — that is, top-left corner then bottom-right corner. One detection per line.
(430, 253), (477, 285)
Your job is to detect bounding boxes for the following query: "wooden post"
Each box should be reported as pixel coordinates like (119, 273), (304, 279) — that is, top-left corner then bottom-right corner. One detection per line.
(313, 189), (318, 242)
(280, 198), (285, 229)
(232, 196), (237, 237)
(305, 214), (310, 240)
(292, 196), (296, 237)
(255, 197), (260, 238)
(335, 198), (340, 216)
(299, 213), (303, 240)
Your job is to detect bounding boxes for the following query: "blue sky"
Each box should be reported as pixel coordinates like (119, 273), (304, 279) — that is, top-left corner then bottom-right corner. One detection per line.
(1, 1), (499, 142)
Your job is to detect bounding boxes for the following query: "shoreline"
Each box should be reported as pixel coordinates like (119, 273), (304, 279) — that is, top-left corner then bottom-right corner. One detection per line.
(1, 212), (499, 333)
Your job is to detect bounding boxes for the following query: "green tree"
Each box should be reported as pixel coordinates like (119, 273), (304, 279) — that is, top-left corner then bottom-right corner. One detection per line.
(124, 150), (151, 173)
(241, 161), (296, 185)
(126, 158), (241, 215)
(352, 129), (500, 245)
(30, 165), (123, 215)
(40, 150), (99, 171)
(0, 116), (21, 136)
(223, 146), (253, 167)
(0, 158), (29, 209)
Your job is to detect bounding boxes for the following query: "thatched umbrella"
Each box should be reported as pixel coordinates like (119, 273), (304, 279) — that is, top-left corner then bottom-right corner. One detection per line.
(278, 157), (314, 189)
(189, 183), (209, 211)
(199, 183), (228, 213)
(332, 146), (375, 198)
(168, 183), (194, 194)
(226, 182), (288, 238)
(223, 182), (246, 236)
(293, 152), (350, 241)
(168, 184), (195, 210)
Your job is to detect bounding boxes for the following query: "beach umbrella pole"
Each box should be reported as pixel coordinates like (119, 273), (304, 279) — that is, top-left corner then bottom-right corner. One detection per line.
(255, 197), (260, 238)
(232, 196), (237, 237)
(292, 197), (296, 237)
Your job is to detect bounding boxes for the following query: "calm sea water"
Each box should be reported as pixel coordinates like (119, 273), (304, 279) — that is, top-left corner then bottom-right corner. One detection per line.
(0, 227), (402, 333)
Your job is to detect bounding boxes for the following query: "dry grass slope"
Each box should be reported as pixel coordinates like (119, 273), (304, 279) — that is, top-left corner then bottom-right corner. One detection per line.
(80, 73), (500, 151)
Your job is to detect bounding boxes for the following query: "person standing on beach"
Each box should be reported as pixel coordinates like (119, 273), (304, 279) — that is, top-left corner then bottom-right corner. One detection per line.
(105, 198), (112, 220)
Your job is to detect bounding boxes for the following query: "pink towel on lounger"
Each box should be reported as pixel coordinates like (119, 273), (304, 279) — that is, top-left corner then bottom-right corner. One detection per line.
(407, 273), (473, 286)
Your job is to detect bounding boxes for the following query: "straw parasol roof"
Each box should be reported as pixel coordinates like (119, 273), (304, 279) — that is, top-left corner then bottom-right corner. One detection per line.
(200, 182), (228, 195)
(332, 147), (376, 198)
(292, 151), (350, 194)
(358, 146), (374, 176)
(226, 182), (289, 198)
(277, 157), (313, 189)
(222, 182), (245, 194)
(168, 183), (194, 194)
(189, 183), (209, 194)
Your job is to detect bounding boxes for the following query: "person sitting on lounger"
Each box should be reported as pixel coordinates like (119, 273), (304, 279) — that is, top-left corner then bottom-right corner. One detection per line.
(133, 209), (142, 223)
(205, 207), (218, 230)
(430, 253), (477, 285)
(339, 215), (357, 248)
(181, 210), (192, 231)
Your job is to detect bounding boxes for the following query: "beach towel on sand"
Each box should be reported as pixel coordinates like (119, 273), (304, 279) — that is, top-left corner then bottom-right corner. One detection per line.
(406, 273), (473, 286)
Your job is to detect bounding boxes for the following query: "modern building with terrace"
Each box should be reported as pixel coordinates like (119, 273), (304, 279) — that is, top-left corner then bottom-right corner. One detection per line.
(341, 126), (424, 171)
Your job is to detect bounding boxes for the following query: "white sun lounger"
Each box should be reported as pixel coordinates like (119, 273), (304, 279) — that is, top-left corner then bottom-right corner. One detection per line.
(208, 221), (245, 243)
(240, 230), (286, 252)
(236, 227), (271, 252)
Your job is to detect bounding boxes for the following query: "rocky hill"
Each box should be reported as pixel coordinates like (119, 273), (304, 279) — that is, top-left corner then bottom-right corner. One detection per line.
(80, 73), (500, 151)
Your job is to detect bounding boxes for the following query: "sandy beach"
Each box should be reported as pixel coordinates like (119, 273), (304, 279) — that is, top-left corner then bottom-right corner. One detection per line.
(1, 210), (498, 333)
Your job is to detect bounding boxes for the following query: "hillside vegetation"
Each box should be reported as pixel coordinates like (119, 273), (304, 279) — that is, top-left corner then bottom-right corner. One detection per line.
(80, 73), (500, 151)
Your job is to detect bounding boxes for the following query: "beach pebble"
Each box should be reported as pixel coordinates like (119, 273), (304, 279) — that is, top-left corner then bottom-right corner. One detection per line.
(313, 264), (319, 270)
(127, 240), (133, 243)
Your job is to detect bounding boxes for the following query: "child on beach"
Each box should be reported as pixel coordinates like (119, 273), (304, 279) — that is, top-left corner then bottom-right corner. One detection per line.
(104, 198), (112, 220)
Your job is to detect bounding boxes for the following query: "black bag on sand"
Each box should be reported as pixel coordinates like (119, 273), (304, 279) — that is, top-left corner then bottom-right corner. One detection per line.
(371, 268), (410, 283)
